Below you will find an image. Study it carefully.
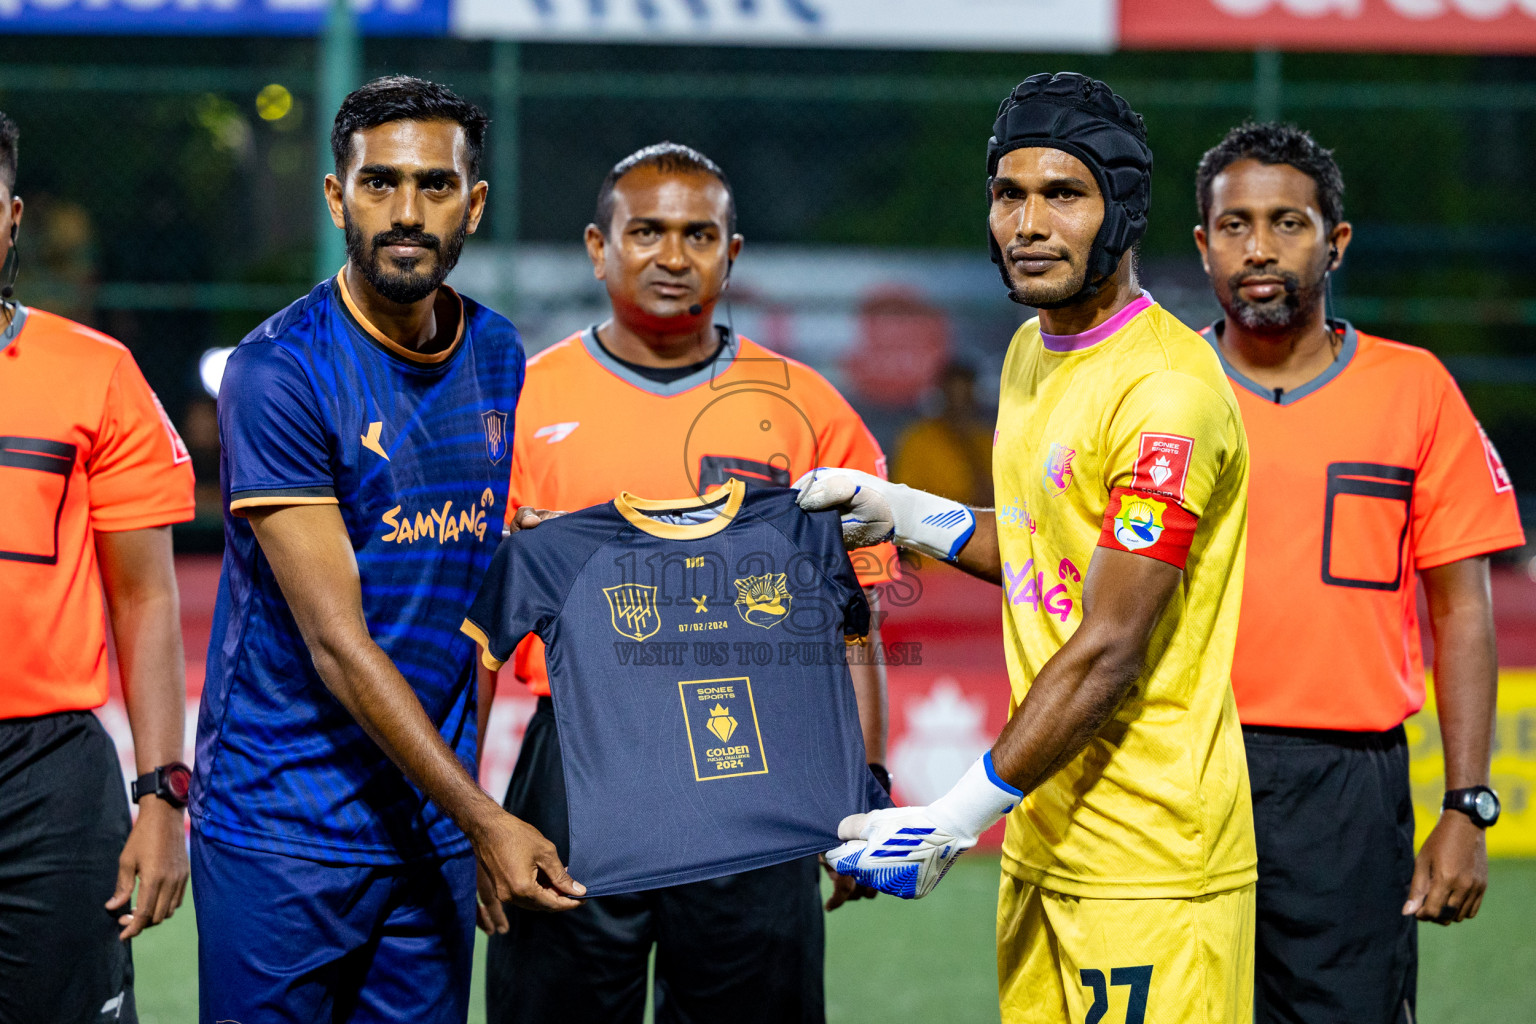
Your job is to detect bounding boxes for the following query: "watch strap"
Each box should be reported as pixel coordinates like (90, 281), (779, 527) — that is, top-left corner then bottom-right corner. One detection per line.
(131, 762), (191, 809)
(1442, 786), (1498, 828)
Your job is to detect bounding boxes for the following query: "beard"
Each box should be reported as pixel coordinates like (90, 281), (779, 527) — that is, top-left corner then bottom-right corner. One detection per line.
(1219, 263), (1327, 334)
(344, 206), (470, 306)
(997, 247), (1091, 310)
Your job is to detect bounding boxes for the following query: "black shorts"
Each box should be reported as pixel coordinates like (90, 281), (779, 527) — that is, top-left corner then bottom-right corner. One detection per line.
(1245, 724), (1416, 1024)
(0, 710), (136, 1024)
(485, 698), (825, 1024)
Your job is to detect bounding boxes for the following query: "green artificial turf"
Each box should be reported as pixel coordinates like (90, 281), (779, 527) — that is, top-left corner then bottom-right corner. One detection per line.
(133, 857), (1536, 1023)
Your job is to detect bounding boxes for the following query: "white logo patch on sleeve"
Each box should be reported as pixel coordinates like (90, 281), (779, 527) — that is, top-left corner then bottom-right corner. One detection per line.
(534, 421), (580, 444)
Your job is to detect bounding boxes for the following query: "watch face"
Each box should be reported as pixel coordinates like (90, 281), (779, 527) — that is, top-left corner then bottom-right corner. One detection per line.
(1474, 790), (1499, 823)
(166, 765), (192, 803)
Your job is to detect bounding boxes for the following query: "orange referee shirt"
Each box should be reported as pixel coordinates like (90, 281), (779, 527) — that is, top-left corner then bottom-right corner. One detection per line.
(1204, 321), (1525, 731)
(505, 328), (898, 696)
(0, 306), (195, 720)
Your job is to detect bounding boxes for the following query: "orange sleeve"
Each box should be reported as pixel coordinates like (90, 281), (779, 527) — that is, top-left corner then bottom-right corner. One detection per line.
(1411, 364), (1525, 569)
(505, 408), (553, 693)
(809, 376), (899, 586)
(504, 419), (533, 526)
(87, 354), (196, 532)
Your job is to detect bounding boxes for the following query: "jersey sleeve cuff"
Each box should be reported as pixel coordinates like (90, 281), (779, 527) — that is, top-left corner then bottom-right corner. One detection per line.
(460, 619), (505, 671)
(90, 503), (197, 533)
(1414, 530), (1528, 570)
(1097, 486), (1198, 570)
(229, 486), (338, 517)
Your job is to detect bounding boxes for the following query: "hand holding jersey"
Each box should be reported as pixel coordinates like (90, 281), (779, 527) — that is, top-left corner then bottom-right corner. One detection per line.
(792, 467), (975, 561)
(803, 74), (1257, 1023)
(826, 753), (1021, 898)
(790, 468), (1002, 897)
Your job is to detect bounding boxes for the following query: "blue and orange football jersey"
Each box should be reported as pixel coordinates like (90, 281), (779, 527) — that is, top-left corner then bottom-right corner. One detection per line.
(462, 481), (890, 895)
(193, 274), (524, 865)
(503, 328), (899, 697)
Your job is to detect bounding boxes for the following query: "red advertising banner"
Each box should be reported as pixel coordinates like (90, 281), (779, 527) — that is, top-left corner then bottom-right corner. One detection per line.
(1122, 0), (1536, 54)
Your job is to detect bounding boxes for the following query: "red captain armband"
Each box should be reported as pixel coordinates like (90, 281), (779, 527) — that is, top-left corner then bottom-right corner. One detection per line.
(1097, 487), (1199, 570)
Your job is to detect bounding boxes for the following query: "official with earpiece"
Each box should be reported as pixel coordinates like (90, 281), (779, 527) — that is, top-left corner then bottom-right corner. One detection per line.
(0, 108), (195, 1024)
(1193, 121), (1523, 1024)
(478, 142), (898, 1024)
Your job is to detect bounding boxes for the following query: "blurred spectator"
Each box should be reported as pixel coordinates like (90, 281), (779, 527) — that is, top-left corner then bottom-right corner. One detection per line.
(22, 196), (98, 322)
(891, 361), (993, 507)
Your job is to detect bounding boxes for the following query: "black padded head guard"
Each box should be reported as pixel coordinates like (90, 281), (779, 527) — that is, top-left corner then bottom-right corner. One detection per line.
(987, 72), (1153, 302)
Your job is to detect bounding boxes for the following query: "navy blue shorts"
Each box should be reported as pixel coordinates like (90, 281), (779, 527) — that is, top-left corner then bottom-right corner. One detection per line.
(190, 831), (475, 1024)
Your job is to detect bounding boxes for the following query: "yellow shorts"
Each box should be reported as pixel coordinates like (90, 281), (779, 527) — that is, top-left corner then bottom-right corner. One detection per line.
(996, 874), (1254, 1024)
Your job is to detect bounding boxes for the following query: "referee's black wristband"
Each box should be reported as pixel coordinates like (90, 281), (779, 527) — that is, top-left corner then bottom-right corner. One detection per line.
(867, 762), (892, 795)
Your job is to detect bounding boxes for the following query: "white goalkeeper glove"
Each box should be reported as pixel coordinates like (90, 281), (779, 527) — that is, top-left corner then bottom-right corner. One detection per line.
(791, 468), (976, 562)
(825, 753), (1021, 900)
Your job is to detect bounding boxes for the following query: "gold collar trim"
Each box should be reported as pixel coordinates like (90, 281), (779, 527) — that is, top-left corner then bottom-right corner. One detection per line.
(615, 478), (745, 540)
(336, 270), (465, 365)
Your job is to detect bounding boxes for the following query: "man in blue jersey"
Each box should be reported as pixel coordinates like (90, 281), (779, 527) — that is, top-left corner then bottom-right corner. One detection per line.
(191, 77), (583, 1024)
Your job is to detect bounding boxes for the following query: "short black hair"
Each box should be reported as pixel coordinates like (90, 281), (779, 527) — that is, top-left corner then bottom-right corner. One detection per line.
(0, 110), (18, 193)
(1196, 121), (1344, 229)
(331, 76), (489, 178)
(594, 142), (736, 237)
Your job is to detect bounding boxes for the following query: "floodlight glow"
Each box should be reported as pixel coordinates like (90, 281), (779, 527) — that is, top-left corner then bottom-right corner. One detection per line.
(256, 84), (293, 122)
(199, 347), (234, 398)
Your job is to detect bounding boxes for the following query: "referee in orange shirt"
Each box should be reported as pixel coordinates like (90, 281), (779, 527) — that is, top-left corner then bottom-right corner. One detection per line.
(0, 111), (196, 1023)
(478, 143), (896, 1024)
(1192, 122), (1525, 1024)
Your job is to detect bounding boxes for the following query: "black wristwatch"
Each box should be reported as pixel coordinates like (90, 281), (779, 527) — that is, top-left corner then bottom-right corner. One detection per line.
(1443, 786), (1500, 828)
(131, 761), (192, 810)
(867, 762), (892, 796)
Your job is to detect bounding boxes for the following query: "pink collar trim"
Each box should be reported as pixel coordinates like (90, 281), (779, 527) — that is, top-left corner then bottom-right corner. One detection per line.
(1040, 292), (1154, 353)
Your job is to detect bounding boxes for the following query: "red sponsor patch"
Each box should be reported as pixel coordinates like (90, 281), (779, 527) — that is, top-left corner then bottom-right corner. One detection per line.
(1478, 424), (1513, 494)
(1132, 432), (1193, 503)
(1097, 487), (1199, 570)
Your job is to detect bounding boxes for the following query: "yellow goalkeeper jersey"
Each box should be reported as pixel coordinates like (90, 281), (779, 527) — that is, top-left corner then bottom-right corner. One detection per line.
(992, 294), (1256, 899)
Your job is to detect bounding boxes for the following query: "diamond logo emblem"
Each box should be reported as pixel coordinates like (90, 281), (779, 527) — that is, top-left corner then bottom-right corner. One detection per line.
(705, 704), (738, 743)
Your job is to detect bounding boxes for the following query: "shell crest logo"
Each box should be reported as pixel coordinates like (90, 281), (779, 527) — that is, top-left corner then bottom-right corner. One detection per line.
(734, 573), (792, 629)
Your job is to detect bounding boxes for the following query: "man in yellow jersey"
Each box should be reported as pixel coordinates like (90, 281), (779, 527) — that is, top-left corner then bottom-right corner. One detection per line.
(801, 73), (1256, 1023)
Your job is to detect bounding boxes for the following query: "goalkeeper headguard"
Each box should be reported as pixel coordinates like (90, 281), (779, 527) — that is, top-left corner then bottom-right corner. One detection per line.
(986, 72), (1153, 305)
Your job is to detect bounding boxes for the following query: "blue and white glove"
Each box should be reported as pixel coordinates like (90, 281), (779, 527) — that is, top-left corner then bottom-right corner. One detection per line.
(791, 468), (976, 562)
(825, 753), (1021, 900)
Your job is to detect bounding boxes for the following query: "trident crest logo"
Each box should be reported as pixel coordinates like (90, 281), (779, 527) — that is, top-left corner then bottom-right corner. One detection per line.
(604, 583), (661, 641)
(482, 410), (508, 464)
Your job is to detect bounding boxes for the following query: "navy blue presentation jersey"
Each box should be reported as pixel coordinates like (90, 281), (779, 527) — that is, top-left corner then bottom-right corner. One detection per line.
(194, 274), (524, 865)
(462, 480), (890, 896)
